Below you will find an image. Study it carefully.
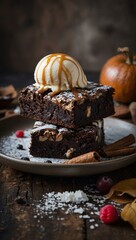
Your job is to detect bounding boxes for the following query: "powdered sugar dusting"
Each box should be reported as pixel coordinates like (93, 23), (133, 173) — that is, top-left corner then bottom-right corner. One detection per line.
(0, 123), (126, 165)
(0, 130), (64, 163)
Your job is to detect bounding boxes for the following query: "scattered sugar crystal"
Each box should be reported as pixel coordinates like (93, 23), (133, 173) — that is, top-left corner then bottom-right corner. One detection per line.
(56, 190), (88, 203)
(57, 217), (64, 221)
(74, 207), (84, 214)
(86, 202), (94, 207)
(95, 211), (100, 215)
(32, 184), (122, 231)
(80, 215), (90, 219)
(94, 206), (98, 210)
(89, 219), (95, 222)
(95, 223), (99, 227)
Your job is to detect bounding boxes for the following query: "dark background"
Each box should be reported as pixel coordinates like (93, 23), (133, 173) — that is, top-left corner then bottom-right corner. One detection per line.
(0, 0), (136, 73)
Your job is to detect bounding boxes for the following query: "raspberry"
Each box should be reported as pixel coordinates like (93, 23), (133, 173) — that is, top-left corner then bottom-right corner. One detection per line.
(100, 205), (118, 224)
(96, 176), (113, 193)
(15, 130), (24, 138)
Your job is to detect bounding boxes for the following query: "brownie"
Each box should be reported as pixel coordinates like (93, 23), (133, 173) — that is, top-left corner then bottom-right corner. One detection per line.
(19, 82), (114, 129)
(29, 120), (104, 159)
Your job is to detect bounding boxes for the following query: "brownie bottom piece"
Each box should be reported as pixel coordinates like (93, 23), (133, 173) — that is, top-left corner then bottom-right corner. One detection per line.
(29, 120), (104, 159)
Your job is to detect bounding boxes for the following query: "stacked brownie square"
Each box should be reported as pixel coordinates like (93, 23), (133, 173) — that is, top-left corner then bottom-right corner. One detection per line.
(19, 82), (115, 159)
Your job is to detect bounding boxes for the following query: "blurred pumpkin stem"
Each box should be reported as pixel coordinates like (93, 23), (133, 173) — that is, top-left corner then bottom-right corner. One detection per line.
(117, 47), (133, 65)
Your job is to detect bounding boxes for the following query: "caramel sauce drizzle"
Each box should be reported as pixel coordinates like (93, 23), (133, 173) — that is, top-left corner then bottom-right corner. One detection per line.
(36, 53), (85, 95)
(58, 54), (64, 92)
(68, 58), (81, 86)
(50, 56), (60, 85)
(63, 65), (73, 89)
(35, 57), (46, 85)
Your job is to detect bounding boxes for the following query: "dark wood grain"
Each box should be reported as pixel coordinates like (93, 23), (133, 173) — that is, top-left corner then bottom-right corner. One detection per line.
(0, 162), (136, 240)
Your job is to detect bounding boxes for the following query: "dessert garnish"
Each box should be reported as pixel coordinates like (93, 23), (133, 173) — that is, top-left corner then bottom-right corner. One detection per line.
(96, 176), (113, 193)
(105, 178), (136, 230)
(64, 151), (100, 164)
(15, 130), (24, 138)
(100, 205), (118, 224)
(34, 53), (88, 95)
(103, 134), (136, 157)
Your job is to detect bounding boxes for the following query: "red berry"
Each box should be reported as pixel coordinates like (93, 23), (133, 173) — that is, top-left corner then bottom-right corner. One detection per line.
(15, 130), (24, 138)
(100, 205), (118, 224)
(96, 176), (113, 193)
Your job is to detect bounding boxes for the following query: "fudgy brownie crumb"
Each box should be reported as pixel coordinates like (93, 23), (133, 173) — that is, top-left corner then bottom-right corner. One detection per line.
(19, 82), (114, 129)
(30, 120), (104, 159)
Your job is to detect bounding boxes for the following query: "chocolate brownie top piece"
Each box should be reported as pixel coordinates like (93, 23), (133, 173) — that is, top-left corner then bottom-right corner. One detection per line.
(19, 82), (114, 128)
(21, 82), (114, 110)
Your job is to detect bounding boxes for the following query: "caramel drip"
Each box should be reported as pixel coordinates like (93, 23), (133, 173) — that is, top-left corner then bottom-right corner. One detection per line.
(58, 54), (65, 92)
(50, 56), (59, 85)
(36, 53), (85, 94)
(68, 58), (81, 87)
(72, 88), (79, 100)
(42, 66), (45, 85)
(63, 55), (83, 88)
(42, 55), (53, 85)
(36, 57), (46, 84)
(49, 53), (80, 91)
(62, 57), (80, 100)
(63, 65), (73, 89)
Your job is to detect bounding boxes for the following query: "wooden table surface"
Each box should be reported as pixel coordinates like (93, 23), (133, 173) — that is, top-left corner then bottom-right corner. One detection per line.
(0, 73), (136, 240)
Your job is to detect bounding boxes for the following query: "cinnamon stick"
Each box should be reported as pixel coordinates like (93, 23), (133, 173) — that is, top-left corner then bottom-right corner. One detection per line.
(64, 151), (100, 164)
(104, 134), (135, 152)
(105, 146), (136, 157)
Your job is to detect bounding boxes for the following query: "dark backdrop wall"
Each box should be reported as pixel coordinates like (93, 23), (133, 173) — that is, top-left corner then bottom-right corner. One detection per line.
(0, 0), (136, 73)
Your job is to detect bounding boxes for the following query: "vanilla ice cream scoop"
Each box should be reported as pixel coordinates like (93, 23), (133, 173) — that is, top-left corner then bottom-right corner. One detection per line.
(34, 53), (87, 95)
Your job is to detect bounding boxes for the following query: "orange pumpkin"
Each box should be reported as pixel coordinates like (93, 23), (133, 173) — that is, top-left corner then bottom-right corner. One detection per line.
(99, 47), (136, 104)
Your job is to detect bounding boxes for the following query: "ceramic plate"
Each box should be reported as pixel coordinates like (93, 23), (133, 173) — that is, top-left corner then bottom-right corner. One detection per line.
(0, 115), (136, 176)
